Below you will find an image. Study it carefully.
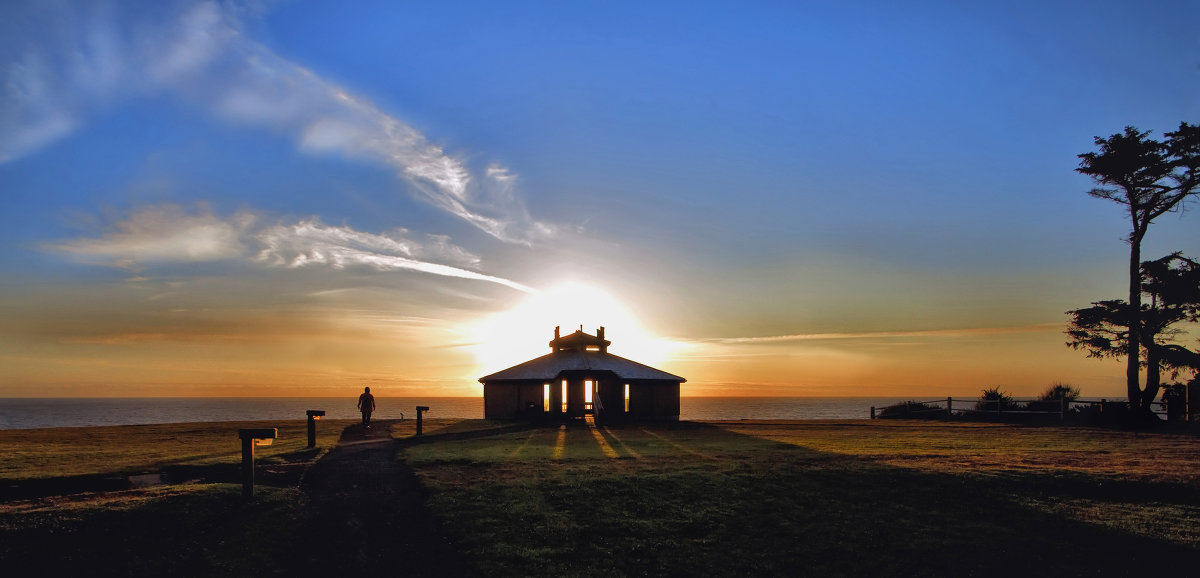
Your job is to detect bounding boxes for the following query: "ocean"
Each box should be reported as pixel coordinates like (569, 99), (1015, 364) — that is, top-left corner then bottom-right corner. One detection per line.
(0, 397), (906, 430)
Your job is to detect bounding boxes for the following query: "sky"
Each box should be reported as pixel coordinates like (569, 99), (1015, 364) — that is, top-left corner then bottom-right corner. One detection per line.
(1, 0), (1198, 398)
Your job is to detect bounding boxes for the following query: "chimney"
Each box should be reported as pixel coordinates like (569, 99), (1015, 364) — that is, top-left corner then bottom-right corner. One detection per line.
(598, 326), (606, 353)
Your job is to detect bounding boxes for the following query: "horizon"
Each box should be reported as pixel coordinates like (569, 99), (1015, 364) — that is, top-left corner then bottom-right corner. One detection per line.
(2, 1), (1198, 399)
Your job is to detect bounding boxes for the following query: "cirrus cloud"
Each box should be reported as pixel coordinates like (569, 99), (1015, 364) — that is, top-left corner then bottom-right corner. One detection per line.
(51, 205), (532, 292)
(1, 0), (553, 244)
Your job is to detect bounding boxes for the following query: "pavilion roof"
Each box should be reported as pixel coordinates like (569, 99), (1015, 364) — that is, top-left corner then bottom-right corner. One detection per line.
(478, 350), (686, 383)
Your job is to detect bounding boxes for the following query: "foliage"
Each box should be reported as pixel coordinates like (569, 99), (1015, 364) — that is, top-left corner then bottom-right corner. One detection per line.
(1067, 253), (1200, 410)
(975, 386), (1021, 411)
(876, 401), (944, 418)
(1074, 122), (1200, 412)
(1039, 382), (1082, 402)
(1025, 382), (1082, 414)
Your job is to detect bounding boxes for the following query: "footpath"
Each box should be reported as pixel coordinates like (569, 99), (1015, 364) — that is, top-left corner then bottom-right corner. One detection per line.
(291, 420), (466, 576)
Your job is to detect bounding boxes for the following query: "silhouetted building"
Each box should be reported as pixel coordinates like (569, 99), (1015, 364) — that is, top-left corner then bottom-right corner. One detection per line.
(479, 326), (685, 423)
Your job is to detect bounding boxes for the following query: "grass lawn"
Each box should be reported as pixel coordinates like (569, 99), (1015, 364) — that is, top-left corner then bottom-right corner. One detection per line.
(0, 419), (357, 480)
(402, 420), (1200, 577)
(1, 418), (1198, 576)
(0, 419), (359, 576)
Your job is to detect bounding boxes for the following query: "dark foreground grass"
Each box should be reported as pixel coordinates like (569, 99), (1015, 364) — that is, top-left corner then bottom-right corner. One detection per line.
(2, 419), (1198, 576)
(403, 420), (1200, 577)
(0, 484), (300, 577)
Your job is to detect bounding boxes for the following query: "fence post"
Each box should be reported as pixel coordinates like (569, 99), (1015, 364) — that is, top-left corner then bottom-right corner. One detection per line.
(870, 406), (876, 419)
(946, 397), (952, 418)
(1189, 381), (1198, 422)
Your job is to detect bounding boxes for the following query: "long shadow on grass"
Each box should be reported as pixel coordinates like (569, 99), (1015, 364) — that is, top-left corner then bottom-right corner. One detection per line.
(406, 421), (1197, 578)
(287, 420), (466, 577)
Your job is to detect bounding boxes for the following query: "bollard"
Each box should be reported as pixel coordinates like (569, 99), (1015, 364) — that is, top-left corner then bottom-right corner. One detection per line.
(415, 406), (430, 436)
(306, 410), (325, 448)
(238, 428), (277, 498)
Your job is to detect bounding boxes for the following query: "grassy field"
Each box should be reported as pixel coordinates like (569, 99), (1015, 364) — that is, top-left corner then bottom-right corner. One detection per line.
(402, 420), (1200, 576)
(0, 419), (357, 480)
(1, 419), (1198, 576)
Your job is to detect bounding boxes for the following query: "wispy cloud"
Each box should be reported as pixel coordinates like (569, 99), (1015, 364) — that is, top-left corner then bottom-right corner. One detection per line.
(0, 0), (552, 243)
(54, 205), (252, 268)
(700, 324), (1063, 344)
(256, 219), (533, 292)
(52, 205), (532, 292)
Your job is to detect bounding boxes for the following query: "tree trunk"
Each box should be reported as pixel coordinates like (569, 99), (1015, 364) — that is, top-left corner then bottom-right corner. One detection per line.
(1127, 233), (1143, 410)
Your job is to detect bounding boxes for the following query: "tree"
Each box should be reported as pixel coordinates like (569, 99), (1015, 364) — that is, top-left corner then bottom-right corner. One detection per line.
(1067, 253), (1200, 409)
(1075, 123), (1200, 412)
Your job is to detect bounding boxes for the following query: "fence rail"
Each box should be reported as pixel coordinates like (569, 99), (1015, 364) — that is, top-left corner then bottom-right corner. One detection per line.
(870, 397), (1172, 421)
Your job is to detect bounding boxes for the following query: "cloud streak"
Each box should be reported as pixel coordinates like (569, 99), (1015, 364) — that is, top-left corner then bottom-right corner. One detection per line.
(702, 324), (1063, 344)
(52, 205), (532, 292)
(1, 0), (551, 243)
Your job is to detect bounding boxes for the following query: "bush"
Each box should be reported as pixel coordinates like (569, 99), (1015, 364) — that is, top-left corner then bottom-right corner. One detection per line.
(1039, 382), (1081, 402)
(1027, 382), (1081, 413)
(974, 387), (1021, 412)
(877, 401), (944, 419)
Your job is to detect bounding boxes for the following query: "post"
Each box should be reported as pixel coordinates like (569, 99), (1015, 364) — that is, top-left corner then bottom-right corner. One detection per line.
(238, 428), (277, 499)
(415, 406), (430, 436)
(946, 397), (952, 418)
(306, 410), (325, 449)
(241, 435), (254, 498)
(1188, 380), (1198, 422)
(870, 406), (875, 419)
(1060, 397), (1066, 421)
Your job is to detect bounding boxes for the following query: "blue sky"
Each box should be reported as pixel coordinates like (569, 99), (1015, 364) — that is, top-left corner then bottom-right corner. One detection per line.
(1, 0), (1197, 397)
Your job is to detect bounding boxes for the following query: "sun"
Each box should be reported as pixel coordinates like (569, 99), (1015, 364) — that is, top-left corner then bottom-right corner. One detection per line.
(464, 282), (675, 375)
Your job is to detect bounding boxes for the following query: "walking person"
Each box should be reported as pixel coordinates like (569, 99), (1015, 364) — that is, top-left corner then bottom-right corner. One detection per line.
(357, 386), (376, 428)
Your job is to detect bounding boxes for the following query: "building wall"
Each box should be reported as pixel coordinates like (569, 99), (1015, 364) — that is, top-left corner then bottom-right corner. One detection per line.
(484, 376), (681, 421)
(627, 380), (681, 421)
(483, 381), (545, 419)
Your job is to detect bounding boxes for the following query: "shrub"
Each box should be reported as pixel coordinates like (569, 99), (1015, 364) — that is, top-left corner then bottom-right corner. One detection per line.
(877, 401), (944, 419)
(1027, 382), (1082, 414)
(1039, 382), (1081, 402)
(974, 387), (1020, 412)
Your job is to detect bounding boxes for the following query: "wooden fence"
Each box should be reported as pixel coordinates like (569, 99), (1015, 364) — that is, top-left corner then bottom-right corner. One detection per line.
(870, 397), (1173, 421)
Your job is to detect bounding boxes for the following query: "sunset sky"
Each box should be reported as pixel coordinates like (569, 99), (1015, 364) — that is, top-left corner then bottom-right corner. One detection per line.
(2, 0), (1198, 398)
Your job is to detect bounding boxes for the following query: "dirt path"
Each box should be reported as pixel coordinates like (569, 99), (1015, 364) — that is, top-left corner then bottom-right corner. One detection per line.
(291, 420), (465, 576)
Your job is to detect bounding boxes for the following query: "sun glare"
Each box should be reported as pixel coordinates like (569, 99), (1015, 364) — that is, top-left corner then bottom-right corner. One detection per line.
(465, 282), (676, 375)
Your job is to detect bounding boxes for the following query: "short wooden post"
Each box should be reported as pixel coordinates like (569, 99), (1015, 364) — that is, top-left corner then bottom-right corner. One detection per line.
(870, 406), (876, 419)
(946, 397), (953, 418)
(238, 428), (277, 499)
(306, 410), (325, 448)
(241, 436), (254, 498)
(415, 406), (430, 436)
(1060, 397), (1066, 421)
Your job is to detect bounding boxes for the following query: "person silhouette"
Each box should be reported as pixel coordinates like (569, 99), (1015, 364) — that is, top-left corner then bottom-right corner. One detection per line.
(357, 386), (376, 427)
